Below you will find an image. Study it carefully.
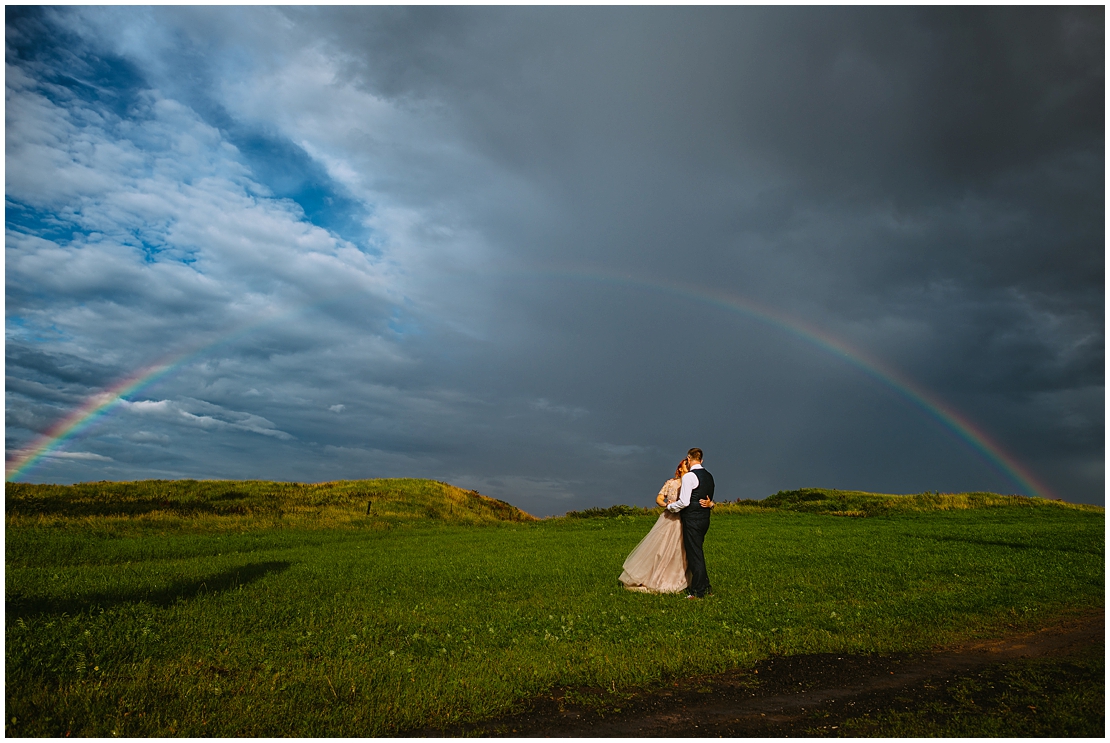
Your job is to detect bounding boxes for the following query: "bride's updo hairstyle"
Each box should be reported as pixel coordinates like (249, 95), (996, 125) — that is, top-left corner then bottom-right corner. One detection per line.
(673, 459), (689, 480)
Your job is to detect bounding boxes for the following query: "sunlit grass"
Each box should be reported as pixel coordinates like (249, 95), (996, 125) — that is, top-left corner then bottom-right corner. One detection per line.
(5, 480), (1103, 735)
(5, 478), (535, 532)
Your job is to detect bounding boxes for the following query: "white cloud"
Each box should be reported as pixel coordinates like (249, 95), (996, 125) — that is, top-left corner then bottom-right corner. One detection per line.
(5, 74), (397, 354)
(121, 398), (293, 440)
(128, 431), (171, 444)
(42, 451), (114, 462)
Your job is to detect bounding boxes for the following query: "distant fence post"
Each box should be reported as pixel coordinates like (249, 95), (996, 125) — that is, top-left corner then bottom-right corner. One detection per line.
(366, 500), (372, 515)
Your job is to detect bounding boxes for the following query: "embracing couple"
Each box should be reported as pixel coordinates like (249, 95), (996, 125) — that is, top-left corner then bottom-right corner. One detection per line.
(619, 448), (714, 599)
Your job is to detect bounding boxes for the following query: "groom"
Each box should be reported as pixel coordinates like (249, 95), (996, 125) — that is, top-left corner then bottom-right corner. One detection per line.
(667, 447), (714, 599)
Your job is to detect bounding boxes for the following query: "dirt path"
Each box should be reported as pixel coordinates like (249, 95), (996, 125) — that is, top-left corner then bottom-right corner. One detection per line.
(422, 610), (1103, 737)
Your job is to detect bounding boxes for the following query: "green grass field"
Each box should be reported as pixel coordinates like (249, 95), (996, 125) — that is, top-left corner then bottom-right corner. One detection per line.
(5, 480), (1103, 736)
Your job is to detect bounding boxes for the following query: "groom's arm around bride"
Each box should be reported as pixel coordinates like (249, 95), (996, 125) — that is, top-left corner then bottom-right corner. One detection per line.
(666, 448), (714, 599)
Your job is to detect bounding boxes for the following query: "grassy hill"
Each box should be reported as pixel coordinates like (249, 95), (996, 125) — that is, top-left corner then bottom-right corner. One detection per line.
(4, 478), (536, 528)
(718, 487), (1100, 517)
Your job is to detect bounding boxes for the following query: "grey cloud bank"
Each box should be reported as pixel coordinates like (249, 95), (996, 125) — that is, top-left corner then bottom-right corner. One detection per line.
(5, 6), (1103, 514)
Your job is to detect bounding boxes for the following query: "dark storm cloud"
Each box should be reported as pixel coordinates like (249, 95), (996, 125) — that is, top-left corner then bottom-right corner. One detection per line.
(389, 7), (1099, 299)
(6, 6), (1102, 512)
(7, 346), (119, 388)
(306, 6), (1103, 487)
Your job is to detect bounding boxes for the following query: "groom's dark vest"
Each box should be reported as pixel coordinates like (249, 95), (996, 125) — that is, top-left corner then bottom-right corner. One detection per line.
(683, 467), (714, 519)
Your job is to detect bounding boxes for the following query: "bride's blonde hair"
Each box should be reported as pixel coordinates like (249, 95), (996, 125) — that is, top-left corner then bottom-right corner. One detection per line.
(673, 459), (689, 480)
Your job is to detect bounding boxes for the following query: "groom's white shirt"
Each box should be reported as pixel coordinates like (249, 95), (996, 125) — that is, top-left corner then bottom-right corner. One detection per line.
(667, 464), (703, 512)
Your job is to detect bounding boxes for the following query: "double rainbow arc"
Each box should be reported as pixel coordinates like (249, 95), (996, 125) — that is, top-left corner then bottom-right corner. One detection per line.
(6, 271), (1054, 501)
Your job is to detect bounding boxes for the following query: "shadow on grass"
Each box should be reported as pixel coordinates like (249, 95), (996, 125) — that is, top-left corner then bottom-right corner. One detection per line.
(6, 560), (292, 619)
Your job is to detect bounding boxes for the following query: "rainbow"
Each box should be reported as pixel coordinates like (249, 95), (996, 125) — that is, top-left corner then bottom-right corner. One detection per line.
(523, 270), (1055, 500)
(6, 271), (1055, 500)
(5, 355), (183, 481)
(6, 302), (291, 482)
(7, 288), (394, 481)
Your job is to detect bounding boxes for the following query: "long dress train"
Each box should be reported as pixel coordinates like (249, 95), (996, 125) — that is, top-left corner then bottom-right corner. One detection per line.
(618, 478), (689, 593)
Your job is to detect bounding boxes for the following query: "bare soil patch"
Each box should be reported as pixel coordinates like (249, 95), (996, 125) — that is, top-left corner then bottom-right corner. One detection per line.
(421, 610), (1103, 737)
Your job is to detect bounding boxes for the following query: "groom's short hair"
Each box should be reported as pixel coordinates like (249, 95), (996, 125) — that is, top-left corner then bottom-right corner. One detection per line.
(687, 448), (703, 462)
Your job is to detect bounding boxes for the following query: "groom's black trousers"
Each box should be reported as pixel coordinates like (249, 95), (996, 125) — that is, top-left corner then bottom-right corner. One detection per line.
(681, 511), (711, 597)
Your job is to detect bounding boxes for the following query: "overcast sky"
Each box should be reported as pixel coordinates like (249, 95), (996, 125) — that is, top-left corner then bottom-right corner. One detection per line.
(5, 6), (1103, 514)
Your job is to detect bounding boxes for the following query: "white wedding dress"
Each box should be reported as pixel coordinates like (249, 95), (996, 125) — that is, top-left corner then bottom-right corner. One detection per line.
(618, 478), (689, 593)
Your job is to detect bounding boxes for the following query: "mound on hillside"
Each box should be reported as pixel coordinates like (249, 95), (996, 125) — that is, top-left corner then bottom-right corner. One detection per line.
(5, 478), (537, 525)
(727, 488), (1100, 516)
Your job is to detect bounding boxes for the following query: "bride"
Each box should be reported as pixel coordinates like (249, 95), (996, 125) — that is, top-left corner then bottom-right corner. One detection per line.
(619, 459), (701, 593)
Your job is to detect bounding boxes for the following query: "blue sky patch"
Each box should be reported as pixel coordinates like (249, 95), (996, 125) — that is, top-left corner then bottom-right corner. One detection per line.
(227, 128), (374, 249)
(5, 201), (79, 243)
(6, 6), (148, 120)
